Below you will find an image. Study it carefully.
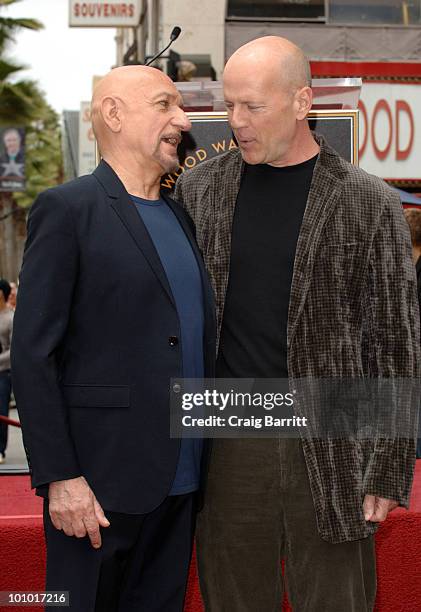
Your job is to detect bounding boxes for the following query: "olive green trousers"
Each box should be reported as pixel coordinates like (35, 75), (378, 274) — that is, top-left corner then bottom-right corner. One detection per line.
(197, 438), (376, 612)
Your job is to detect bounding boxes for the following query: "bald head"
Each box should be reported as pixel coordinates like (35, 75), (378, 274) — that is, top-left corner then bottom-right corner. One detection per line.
(225, 36), (311, 93)
(91, 65), (177, 151)
(91, 65), (174, 108)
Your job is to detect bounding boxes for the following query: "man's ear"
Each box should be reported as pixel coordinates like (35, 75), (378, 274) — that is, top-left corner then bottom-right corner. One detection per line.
(101, 96), (122, 133)
(294, 86), (313, 120)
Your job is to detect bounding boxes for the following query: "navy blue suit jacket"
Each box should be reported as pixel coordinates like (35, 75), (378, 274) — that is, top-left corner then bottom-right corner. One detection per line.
(11, 160), (216, 514)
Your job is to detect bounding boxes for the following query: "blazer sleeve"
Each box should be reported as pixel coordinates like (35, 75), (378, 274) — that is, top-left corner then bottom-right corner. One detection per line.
(11, 189), (82, 488)
(362, 190), (420, 507)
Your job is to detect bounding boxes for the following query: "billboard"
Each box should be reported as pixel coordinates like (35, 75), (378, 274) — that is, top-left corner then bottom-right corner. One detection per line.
(78, 102), (96, 176)
(69, 1), (142, 27)
(358, 82), (420, 184)
(0, 127), (25, 192)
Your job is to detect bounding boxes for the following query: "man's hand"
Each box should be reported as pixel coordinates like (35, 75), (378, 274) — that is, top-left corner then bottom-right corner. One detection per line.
(363, 494), (398, 522)
(49, 476), (110, 548)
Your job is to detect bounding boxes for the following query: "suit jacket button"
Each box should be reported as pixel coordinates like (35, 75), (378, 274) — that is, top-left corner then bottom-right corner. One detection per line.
(169, 336), (179, 346)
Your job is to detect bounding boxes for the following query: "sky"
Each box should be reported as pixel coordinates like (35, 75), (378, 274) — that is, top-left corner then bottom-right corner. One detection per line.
(2, 0), (117, 112)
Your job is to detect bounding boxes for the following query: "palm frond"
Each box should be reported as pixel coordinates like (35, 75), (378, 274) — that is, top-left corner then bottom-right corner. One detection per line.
(0, 56), (24, 79)
(0, 0), (22, 7)
(0, 17), (43, 31)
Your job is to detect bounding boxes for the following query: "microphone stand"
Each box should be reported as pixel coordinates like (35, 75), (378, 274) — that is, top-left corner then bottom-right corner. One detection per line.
(145, 26), (181, 67)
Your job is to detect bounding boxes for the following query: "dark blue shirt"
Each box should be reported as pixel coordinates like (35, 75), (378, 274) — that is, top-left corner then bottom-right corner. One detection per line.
(131, 195), (204, 495)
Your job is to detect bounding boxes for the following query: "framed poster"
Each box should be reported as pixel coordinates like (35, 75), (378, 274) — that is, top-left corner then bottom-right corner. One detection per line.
(0, 127), (25, 192)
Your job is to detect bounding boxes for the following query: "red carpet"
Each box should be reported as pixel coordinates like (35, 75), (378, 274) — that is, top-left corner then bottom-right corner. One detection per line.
(1, 461), (420, 611)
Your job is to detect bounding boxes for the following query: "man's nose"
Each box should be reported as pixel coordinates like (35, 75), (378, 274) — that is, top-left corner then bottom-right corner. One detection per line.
(174, 107), (192, 132)
(228, 106), (247, 129)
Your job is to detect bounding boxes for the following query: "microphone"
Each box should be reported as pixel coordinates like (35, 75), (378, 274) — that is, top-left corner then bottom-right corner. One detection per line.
(146, 27), (182, 67)
(170, 26), (181, 41)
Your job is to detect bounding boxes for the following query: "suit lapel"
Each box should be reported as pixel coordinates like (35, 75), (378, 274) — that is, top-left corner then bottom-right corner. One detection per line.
(212, 154), (243, 337)
(287, 148), (343, 349)
(94, 161), (175, 307)
(112, 195), (178, 307)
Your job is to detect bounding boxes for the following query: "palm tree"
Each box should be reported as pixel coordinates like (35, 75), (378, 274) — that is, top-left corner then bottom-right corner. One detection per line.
(0, 0), (62, 279)
(0, 0), (43, 123)
(0, 1), (42, 56)
(0, 0), (42, 45)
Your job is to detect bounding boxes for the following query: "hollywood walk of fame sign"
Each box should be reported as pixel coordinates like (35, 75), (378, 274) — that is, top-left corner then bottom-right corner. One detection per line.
(0, 127), (26, 192)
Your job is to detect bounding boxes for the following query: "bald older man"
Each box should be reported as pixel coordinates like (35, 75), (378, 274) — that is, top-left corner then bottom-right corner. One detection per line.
(12, 66), (215, 611)
(175, 37), (419, 611)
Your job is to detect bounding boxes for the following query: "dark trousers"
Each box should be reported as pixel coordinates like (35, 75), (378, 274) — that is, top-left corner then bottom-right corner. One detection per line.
(0, 369), (11, 456)
(43, 493), (196, 612)
(197, 438), (376, 612)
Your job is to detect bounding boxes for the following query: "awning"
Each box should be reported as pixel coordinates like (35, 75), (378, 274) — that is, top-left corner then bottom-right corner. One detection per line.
(393, 188), (421, 206)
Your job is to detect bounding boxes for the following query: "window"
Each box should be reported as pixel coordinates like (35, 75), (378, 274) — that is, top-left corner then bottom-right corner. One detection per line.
(328, 0), (421, 25)
(226, 0), (421, 25)
(227, 0), (325, 21)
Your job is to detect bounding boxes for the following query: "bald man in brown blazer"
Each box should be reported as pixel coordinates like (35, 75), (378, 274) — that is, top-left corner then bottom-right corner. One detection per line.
(175, 36), (420, 612)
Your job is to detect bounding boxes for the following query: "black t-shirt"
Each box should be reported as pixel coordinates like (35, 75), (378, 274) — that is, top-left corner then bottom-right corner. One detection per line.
(217, 154), (318, 378)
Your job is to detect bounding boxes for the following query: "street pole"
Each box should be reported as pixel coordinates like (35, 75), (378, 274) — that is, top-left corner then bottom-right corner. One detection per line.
(115, 27), (124, 66)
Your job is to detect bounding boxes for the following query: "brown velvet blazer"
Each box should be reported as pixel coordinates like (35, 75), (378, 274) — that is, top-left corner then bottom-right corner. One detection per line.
(174, 134), (420, 543)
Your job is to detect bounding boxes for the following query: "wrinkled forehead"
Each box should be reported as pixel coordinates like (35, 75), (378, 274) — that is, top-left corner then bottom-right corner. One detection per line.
(122, 72), (182, 105)
(93, 68), (182, 106)
(223, 65), (283, 100)
(143, 82), (183, 105)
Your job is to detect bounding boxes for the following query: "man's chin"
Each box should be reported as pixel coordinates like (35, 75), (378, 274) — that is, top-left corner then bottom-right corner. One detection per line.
(240, 153), (261, 165)
(157, 154), (180, 175)
(166, 160), (181, 173)
(239, 146), (262, 165)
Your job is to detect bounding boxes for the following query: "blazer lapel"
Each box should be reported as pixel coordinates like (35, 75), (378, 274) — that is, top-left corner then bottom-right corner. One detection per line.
(212, 153), (243, 337)
(112, 196), (178, 307)
(94, 161), (175, 307)
(287, 144), (343, 349)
